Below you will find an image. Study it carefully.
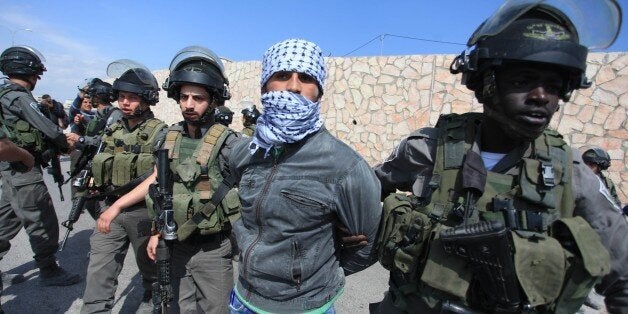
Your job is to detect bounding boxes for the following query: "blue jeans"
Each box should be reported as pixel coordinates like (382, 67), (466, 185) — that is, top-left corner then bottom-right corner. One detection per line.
(229, 290), (336, 314)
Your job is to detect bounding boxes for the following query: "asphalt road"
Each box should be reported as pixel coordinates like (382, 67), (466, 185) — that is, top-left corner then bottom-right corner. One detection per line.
(0, 159), (606, 313)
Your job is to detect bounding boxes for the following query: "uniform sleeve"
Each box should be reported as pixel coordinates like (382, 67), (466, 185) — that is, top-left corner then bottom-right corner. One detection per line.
(11, 94), (68, 151)
(336, 158), (382, 275)
(218, 131), (243, 179)
(80, 109), (123, 149)
(373, 128), (438, 198)
(108, 109), (124, 127)
(571, 149), (628, 311)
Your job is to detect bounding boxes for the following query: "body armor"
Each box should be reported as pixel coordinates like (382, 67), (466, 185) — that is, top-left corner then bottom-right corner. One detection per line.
(0, 85), (46, 155)
(147, 123), (240, 240)
(378, 113), (609, 312)
(91, 117), (165, 189)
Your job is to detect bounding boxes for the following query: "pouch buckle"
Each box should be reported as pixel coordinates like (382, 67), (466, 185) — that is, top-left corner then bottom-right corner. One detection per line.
(541, 162), (555, 187)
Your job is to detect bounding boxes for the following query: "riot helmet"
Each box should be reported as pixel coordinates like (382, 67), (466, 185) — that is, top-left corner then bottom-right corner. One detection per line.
(86, 79), (114, 105)
(163, 45), (231, 102)
(450, 0), (622, 102)
(240, 101), (261, 125)
(0, 46), (46, 77)
(582, 147), (611, 170)
(214, 105), (234, 126)
(78, 77), (99, 93)
(107, 59), (159, 105)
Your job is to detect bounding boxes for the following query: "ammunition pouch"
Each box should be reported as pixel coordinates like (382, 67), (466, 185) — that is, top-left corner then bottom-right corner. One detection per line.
(14, 119), (45, 153)
(92, 152), (114, 188)
(550, 217), (610, 312)
(378, 193), (435, 273)
(509, 216), (610, 311)
(111, 152), (137, 187)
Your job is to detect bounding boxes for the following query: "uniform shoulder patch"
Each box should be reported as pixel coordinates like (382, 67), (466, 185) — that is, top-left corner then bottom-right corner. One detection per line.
(29, 101), (46, 117)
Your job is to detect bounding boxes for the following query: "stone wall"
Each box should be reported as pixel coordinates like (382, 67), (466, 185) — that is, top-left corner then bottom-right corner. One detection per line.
(151, 52), (627, 204)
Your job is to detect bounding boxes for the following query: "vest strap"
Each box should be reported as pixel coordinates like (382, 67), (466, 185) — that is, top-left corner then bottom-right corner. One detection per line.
(195, 123), (228, 167)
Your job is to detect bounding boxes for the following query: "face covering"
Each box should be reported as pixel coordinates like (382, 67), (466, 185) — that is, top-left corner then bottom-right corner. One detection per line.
(249, 90), (323, 157)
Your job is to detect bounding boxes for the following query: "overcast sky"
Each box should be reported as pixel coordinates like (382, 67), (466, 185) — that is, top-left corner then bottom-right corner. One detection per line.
(1, 0), (626, 102)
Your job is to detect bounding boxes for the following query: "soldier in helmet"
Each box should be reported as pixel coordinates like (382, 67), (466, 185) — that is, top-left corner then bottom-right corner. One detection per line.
(79, 79), (123, 147)
(214, 105), (234, 127)
(372, 1), (627, 313)
(80, 60), (164, 313)
(0, 46), (81, 288)
(582, 147), (621, 208)
(106, 46), (241, 313)
(240, 101), (260, 137)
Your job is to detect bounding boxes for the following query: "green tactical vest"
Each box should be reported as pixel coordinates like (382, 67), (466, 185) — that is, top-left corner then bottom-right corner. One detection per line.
(146, 123), (241, 241)
(377, 113), (610, 312)
(0, 86), (46, 154)
(91, 117), (165, 189)
(242, 125), (256, 137)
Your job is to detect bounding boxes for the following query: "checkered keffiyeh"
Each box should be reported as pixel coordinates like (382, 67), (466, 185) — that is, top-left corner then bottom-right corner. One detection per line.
(249, 91), (323, 157)
(260, 38), (326, 92)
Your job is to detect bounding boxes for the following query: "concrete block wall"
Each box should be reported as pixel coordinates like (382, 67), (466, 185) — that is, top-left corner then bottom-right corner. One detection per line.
(150, 52), (627, 204)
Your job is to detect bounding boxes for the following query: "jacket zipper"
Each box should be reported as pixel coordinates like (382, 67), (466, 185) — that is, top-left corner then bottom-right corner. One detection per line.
(242, 160), (279, 299)
(292, 241), (302, 292)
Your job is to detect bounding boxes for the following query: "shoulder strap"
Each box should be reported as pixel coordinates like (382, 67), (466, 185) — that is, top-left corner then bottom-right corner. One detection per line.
(139, 118), (166, 136)
(163, 124), (183, 159)
(194, 123), (230, 168)
(138, 118), (167, 152)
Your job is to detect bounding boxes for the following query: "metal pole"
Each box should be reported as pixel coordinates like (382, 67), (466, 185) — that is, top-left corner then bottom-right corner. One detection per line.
(1, 26), (32, 46)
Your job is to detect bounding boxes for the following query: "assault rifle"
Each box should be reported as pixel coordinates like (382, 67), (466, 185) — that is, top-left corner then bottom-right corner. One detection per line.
(440, 220), (522, 312)
(149, 149), (177, 314)
(59, 141), (105, 251)
(64, 142), (98, 184)
(48, 153), (65, 201)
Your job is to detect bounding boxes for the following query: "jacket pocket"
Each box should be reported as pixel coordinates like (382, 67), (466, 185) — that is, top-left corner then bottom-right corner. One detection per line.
(280, 189), (330, 223)
(281, 189), (328, 208)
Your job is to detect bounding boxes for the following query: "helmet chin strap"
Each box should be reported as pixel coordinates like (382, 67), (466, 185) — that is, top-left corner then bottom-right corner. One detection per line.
(185, 109), (214, 126)
(131, 102), (152, 117)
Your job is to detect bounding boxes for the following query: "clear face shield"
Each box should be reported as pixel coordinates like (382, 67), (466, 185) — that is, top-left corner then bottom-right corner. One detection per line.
(165, 45), (231, 100)
(14, 45), (46, 63)
(77, 77), (97, 92)
(467, 0), (622, 50)
(107, 59), (158, 87)
(169, 45), (226, 74)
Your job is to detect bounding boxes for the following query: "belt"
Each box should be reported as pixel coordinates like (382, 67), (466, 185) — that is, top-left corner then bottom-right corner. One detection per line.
(183, 230), (228, 246)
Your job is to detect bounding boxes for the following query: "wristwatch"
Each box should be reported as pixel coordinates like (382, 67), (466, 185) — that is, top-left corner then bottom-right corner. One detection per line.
(79, 136), (85, 144)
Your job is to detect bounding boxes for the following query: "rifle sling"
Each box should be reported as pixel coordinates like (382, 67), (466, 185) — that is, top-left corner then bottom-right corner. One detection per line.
(181, 173), (236, 231)
(86, 170), (153, 200)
